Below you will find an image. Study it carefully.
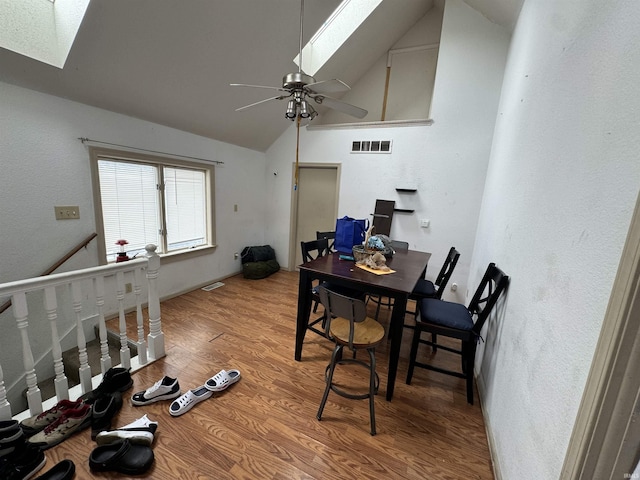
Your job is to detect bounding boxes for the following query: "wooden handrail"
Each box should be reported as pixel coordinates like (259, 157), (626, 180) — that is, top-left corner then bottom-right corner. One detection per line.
(0, 233), (97, 316)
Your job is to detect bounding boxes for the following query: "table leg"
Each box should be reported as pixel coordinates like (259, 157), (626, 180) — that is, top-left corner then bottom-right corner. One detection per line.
(386, 294), (407, 401)
(295, 270), (312, 361)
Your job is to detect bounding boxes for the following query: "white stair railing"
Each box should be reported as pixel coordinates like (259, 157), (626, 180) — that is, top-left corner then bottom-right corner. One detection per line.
(0, 244), (164, 421)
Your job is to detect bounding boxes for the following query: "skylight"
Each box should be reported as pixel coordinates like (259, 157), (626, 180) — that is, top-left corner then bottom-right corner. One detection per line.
(0, 0), (90, 68)
(294, 0), (383, 76)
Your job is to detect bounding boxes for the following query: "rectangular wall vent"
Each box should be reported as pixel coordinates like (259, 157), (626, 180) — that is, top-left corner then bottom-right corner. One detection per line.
(351, 140), (392, 154)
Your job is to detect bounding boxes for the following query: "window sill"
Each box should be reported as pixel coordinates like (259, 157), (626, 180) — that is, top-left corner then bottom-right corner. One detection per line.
(159, 245), (217, 265)
(107, 245), (216, 266)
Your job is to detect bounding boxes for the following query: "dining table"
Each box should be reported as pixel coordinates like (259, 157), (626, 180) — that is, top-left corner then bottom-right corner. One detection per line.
(295, 248), (431, 400)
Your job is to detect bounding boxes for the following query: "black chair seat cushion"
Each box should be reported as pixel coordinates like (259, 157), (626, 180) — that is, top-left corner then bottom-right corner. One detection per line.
(412, 279), (436, 297)
(419, 298), (473, 331)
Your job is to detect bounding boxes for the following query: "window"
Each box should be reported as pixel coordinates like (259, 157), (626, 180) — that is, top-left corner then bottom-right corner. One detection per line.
(90, 148), (215, 263)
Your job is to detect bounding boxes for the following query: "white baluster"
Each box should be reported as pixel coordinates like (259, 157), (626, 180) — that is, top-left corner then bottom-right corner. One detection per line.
(145, 244), (165, 360)
(93, 276), (112, 373)
(0, 362), (11, 420)
(13, 292), (42, 416)
(116, 271), (131, 369)
(44, 287), (69, 401)
(72, 281), (92, 394)
(134, 268), (147, 365)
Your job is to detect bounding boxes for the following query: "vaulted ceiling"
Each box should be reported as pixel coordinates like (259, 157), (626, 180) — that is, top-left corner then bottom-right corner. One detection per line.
(0, 0), (522, 152)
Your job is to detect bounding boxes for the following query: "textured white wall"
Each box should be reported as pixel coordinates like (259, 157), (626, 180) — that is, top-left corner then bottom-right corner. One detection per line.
(0, 81), (267, 406)
(470, 1), (640, 478)
(265, 0), (510, 305)
(0, 81), (266, 290)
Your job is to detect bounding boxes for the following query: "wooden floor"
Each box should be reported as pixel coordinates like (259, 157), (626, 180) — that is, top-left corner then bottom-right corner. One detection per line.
(43, 270), (494, 479)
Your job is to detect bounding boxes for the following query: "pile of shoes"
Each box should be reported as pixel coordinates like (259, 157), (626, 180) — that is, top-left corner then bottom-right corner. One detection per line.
(0, 419), (75, 479)
(2, 367), (242, 477)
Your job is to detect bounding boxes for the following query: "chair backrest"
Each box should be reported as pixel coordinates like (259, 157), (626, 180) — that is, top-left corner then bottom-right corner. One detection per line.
(317, 285), (368, 348)
(434, 246), (461, 298)
(316, 231), (336, 252)
(468, 262), (509, 335)
(390, 240), (409, 252)
(301, 238), (330, 263)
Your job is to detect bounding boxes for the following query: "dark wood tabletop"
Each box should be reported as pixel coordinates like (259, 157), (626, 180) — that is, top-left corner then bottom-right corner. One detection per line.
(295, 249), (431, 400)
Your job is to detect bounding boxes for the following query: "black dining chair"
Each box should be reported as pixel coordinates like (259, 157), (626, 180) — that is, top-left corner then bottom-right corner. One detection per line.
(412, 246), (459, 300)
(316, 286), (386, 435)
(316, 231), (336, 253)
(406, 262), (509, 404)
(300, 239), (366, 339)
(366, 240), (410, 321)
(300, 238), (332, 337)
(406, 247), (460, 332)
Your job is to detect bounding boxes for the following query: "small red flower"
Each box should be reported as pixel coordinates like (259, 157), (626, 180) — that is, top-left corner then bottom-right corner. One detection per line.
(115, 239), (129, 246)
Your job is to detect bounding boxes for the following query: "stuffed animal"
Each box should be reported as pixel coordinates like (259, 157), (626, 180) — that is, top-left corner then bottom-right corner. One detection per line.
(359, 251), (390, 271)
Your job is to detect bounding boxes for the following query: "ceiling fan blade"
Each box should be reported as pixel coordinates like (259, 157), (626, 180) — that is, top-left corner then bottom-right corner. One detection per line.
(311, 95), (368, 119)
(230, 83), (287, 93)
(235, 95), (289, 112)
(306, 79), (350, 94)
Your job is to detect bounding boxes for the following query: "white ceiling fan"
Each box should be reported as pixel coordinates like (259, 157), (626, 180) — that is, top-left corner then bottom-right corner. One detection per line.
(230, 0), (368, 123)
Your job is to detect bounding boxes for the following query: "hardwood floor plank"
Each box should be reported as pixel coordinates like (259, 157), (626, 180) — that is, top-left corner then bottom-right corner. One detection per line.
(36, 270), (494, 479)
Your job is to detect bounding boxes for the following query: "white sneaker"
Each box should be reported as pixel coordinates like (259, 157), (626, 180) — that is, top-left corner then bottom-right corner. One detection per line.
(95, 414), (158, 446)
(131, 376), (181, 406)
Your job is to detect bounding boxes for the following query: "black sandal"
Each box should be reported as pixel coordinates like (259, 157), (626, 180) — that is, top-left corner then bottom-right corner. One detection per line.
(89, 439), (154, 475)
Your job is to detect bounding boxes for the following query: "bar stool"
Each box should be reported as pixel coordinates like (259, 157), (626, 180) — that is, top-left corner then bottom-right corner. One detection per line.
(316, 286), (386, 435)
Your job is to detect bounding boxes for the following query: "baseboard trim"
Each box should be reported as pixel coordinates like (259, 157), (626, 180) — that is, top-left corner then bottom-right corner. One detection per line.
(476, 372), (503, 480)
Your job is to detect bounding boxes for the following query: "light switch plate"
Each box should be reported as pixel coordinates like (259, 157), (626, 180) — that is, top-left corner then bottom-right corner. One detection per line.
(55, 206), (80, 220)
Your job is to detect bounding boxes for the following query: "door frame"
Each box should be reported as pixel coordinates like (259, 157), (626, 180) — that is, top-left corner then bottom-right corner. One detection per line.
(562, 189), (640, 478)
(288, 163), (341, 271)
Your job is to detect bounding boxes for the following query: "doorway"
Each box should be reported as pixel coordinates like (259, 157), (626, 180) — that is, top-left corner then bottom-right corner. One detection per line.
(289, 164), (340, 269)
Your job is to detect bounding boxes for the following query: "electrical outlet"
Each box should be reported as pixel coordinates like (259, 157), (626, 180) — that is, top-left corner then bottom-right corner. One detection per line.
(55, 206), (80, 220)
(125, 283), (133, 293)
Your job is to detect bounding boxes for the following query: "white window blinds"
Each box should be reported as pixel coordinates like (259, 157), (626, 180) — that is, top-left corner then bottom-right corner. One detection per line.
(163, 166), (206, 250)
(97, 159), (208, 262)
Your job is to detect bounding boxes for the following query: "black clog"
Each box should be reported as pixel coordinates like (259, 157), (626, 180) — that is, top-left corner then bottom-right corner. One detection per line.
(33, 459), (75, 480)
(89, 439), (154, 475)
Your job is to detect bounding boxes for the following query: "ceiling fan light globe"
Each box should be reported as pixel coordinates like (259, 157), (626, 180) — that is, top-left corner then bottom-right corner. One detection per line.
(299, 100), (311, 118)
(285, 99), (297, 119)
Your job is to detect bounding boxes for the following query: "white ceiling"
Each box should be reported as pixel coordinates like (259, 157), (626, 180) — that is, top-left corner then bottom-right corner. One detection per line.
(0, 0), (522, 152)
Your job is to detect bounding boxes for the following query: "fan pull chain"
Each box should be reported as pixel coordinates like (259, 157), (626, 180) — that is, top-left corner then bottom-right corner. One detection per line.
(294, 115), (301, 191)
